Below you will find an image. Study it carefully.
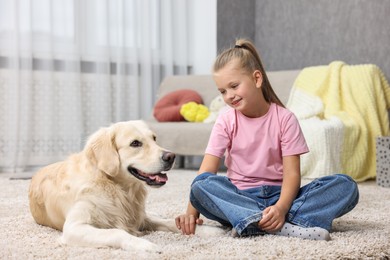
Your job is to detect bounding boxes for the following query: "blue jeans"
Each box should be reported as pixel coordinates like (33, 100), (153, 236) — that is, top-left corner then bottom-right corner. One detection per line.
(190, 172), (359, 236)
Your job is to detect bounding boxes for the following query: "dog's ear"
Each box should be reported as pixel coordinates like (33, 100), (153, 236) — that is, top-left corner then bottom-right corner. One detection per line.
(85, 127), (120, 176)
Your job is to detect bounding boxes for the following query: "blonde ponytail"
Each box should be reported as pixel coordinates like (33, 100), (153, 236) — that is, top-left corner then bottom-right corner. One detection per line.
(213, 38), (284, 107)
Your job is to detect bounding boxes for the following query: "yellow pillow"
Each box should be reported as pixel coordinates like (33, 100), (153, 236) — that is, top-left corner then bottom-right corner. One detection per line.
(180, 102), (210, 122)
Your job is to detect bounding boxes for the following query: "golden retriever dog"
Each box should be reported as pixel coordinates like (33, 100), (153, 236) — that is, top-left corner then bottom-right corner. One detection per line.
(28, 120), (224, 252)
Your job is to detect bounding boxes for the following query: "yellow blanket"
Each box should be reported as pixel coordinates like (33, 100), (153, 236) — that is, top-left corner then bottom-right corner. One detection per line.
(287, 61), (390, 181)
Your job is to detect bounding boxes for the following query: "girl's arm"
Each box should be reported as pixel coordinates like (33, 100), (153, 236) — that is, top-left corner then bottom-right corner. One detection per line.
(175, 154), (221, 235)
(277, 155), (301, 214)
(259, 155), (301, 232)
(198, 153), (221, 174)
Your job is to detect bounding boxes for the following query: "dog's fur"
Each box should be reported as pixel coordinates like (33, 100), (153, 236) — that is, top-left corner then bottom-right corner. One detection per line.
(28, 120), (224, 252)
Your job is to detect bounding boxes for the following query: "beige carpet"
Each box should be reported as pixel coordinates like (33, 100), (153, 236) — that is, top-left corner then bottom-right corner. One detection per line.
(1, 169), (389, 260)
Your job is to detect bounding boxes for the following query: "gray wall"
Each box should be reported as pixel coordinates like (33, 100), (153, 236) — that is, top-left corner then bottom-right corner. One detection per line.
(217, 0), (390, 79)
(217, 0), (255, 52)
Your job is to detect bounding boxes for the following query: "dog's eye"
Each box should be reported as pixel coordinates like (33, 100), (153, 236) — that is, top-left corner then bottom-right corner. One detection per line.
(130, 140), (142, 147)
(153, 135), (156, 141)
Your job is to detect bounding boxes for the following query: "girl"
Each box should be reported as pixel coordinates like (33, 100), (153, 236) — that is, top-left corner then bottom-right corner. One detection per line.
(175, 39), (359, 240)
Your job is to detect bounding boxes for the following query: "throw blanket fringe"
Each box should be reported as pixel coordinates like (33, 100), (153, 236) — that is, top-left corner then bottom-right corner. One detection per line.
(287, 61), (390, 181)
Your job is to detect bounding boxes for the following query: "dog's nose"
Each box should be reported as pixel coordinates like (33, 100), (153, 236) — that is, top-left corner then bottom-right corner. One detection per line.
(162, 151), (176, 165)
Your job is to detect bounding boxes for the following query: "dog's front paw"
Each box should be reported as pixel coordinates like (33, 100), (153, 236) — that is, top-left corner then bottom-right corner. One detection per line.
(121, 237), (161, 253)
(195, 225), (227, 237)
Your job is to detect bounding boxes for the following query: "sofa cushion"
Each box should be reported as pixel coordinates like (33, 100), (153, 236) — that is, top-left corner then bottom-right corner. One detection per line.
(153, 89), (203, 122)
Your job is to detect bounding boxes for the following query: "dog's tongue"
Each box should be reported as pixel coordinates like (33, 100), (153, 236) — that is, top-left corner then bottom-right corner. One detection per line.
(149, 173), (168, 183)
(136, 170), (168, 185)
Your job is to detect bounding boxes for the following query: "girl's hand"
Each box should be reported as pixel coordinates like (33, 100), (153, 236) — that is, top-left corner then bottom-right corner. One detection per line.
(175, 214), (204, 235)
(258, 205), (286, 232)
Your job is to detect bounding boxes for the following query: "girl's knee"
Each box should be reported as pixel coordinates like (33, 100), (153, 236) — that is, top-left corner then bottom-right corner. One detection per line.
(191, 172), (216, 196)
(192, 172), (215, 185)
(332, 174), (360, 213)
(334, 174), (357, 188)
(191, 173), (231, 198)
(334, 174), (359, 200)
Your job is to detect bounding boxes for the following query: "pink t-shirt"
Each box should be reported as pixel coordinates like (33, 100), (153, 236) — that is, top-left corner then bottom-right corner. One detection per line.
(205, 103), (309, 190)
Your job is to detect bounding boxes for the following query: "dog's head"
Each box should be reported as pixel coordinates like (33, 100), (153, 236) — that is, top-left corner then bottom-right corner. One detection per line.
(85, 120), (175, 187)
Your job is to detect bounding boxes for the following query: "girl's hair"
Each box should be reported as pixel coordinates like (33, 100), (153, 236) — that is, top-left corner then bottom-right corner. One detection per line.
(213, 38), (284, 107)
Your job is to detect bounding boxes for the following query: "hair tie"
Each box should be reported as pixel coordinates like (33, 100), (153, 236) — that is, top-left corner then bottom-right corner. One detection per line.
(235, 45), (250, 52)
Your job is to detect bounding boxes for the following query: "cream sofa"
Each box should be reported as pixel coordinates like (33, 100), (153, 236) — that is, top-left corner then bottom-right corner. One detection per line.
(145, 70), (301, 157)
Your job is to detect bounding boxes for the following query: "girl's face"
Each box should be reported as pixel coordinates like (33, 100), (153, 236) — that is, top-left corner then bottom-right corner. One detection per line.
(213, 59), (265, 118)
